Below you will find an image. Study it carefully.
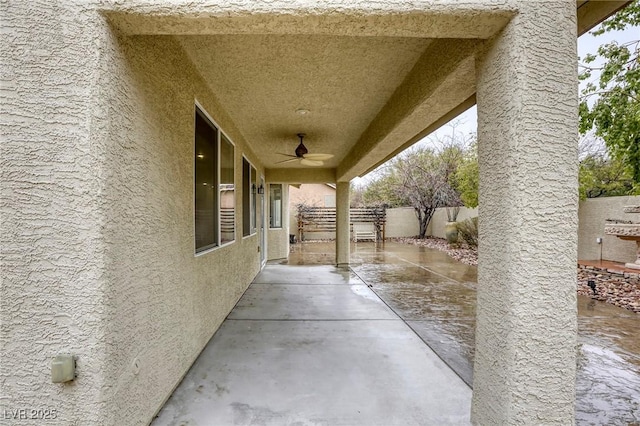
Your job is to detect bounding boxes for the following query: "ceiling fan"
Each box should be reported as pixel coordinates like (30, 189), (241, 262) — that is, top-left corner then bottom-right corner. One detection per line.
(277, 133), (334, 167)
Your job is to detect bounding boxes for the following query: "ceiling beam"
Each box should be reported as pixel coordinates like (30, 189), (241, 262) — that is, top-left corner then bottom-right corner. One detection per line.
(265, 168), (336, 184)
(104, 3), (514, 39)
(361, 94), (477, 177)
(577, 1), (631, 36)
(339, 2), (633, 181)
(337, 39), (478, 181)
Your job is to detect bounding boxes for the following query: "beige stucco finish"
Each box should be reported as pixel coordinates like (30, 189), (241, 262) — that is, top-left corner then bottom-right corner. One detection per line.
(384, 208), (421, 238)
(579, 195), (640, 263)
(289, 184), (337, 209)
(2, 0), (620, 424)
(103, 1), (515, 184)
(2, 5), (261, 424)
(2, 3), (110, 423)
(336, 182), (351, 266)
(97, 34), (266, 425)
(473, 2), (578, 424)
(427, 207), (479, 239)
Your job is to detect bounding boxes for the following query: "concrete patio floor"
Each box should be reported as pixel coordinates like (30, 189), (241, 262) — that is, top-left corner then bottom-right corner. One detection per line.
(152, 263), (472, 425)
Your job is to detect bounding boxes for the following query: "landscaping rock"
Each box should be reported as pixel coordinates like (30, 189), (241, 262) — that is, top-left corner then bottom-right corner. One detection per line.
(393, 237), (478, 266)
(394, 237), (640, 314)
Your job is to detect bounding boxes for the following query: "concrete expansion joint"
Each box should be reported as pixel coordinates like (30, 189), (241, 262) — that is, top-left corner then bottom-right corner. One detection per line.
(349, 265), (473, 389)
(228, 318), (401, 322)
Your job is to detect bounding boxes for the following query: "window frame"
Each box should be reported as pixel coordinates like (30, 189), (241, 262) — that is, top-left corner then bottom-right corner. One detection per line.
(219, 131), (236, 246)
(251, 164), (257, 234)
(242, 155), (258, 238)
(269, 183), (284, 229)
(194, 102), (236, 256)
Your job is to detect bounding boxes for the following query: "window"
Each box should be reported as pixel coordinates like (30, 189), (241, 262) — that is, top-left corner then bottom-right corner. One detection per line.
(269, 184), (283, 228)
(242, 157), (258, 237)
(220, 134), (235, 244)
(251, 165), (257, 234)
(194, 106), (235, 253)
(195, 109), (218, 253)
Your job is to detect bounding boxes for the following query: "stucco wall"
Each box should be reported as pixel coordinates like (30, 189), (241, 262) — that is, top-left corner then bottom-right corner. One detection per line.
(390, 198), (640, 266)
(578, 195), (640, 263)
(2, 2), (112, 424)
(2, 5), (262, 424)
(427, 207), (478, 239)
(385, 207), (420, 238)
(383, 206), (478, 239)
(99, 33), (264, 425)
(472, 2), (578, 424)
(289, 183), (336, 208)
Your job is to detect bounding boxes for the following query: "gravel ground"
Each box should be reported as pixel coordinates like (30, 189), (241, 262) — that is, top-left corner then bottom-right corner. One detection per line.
(394, 237), (640, 314)
(577, 267), (640, 313)
(392, 237), (478, 266)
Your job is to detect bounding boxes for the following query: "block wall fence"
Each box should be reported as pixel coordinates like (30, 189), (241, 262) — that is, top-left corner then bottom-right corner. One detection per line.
(374, 195), (639, 265)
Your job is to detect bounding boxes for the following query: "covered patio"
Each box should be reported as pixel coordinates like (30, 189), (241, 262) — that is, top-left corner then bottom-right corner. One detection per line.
(153, 241), (640, 425)
(5, 1), (634, 424)
(152, 250), (472, 425)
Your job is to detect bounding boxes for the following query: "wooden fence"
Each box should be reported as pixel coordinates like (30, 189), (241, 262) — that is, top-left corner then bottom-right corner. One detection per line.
(296, 207), (386, 241)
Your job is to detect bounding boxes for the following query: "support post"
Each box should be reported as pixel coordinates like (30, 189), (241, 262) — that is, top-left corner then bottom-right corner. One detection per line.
(336, 181), (350, 266)
(472, 2), (578, 424)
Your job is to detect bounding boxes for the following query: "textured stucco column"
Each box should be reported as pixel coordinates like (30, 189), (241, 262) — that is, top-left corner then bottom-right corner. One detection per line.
(472, 2), (578, 425)
(336, 181), (351, 266)
(2, 2), (112, 423)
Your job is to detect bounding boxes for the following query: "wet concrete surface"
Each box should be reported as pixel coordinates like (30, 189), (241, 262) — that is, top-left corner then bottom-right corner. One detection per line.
(154, 250), (472, 425)
(576, 297), (640, 425)
(286, 240), (640, 425)
(228, 284), (398, 320)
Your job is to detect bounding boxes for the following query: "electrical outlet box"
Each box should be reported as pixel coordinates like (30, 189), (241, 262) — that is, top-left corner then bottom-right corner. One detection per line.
(596, 237), (602, 244)
(51, 355), (75, 383)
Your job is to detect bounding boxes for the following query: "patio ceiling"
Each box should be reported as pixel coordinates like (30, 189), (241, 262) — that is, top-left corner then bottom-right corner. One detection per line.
(107, 0), (630, 183)
(178, 34), (434, 172)
(177, 32), (481, 182)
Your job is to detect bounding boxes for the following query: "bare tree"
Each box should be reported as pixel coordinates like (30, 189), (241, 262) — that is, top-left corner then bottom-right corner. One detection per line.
(349, 183), (366, 208)
(396, 147), (461, 237)
(364, 145), (462, 238)
(362, 121), (475, 237)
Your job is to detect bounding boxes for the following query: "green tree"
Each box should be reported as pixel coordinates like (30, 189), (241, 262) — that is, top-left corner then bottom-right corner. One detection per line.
(362, 169), (404, 207)
(579, 1), (640, 185)
(453, 142), (479, 208)
(579, 153), (636, 199)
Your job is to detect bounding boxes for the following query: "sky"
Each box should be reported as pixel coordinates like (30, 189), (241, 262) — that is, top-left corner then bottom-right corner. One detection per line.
(353, 19), (638, 185)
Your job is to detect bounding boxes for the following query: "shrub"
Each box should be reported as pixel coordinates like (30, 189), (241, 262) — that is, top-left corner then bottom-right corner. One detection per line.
(456, 217), (478, 247)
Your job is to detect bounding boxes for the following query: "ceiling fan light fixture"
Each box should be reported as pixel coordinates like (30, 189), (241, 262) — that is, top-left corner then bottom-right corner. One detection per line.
(295, 133), (308, 158)
(295, 108), (310, 115)
(278, 133), (333, 167)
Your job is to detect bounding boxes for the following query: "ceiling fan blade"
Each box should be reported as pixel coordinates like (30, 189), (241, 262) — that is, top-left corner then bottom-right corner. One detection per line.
(300, 158), (323, 167)
(303, 153), (334, 161)
(278, 153), (298, 158)
(276, 158), (299, 164)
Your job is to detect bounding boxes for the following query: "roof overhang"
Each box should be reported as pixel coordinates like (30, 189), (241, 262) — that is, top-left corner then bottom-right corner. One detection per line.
(104, 1), (632, 183)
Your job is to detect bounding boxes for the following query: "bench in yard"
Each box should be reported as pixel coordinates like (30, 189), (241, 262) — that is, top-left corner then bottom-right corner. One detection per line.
(353, 222), (377, 242)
